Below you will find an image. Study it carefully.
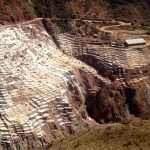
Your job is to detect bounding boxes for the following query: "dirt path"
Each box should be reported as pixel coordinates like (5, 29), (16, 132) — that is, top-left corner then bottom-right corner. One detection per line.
(82, 19), (146, 35)
(96, 20), (150, 48)
(99, 21), (146, 35)
(100, 21), (131, 33)
(0, 18), (43, 29)
(0, 17), (149, 48)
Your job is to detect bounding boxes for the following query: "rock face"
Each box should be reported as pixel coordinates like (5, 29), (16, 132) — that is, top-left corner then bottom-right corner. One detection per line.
(86, 82), (150, 123)
(76, 55), (150, 123)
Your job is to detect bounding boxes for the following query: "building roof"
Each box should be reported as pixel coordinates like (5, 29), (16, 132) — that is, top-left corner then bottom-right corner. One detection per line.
(125, 38), (146, 45)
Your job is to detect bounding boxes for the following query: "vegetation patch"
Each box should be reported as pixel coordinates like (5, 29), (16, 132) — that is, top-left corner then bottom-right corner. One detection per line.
(139, 25), (150, 35)
(138, 112), (150, 120)
(5, 0), (12, 3)
(109, 0), (124, 8)
(32, 118), (150, 150)
(51, 19), (71, 33)
(0, 20), (4, 25)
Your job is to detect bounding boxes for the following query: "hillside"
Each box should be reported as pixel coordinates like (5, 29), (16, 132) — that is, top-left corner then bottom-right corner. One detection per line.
(0, 1), (150, 150)
(33, 116), (150, 150)
(0, 18), (149, 149)
(0, 0), (150, 25)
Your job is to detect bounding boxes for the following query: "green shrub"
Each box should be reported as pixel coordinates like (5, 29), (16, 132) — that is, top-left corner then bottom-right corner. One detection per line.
(0, 20), (4, 25)
(110, 0), (123, 8)
(141, 23), (145, 27)
(89, 26), (98, 36)
(74, 140), (81, 148)
(5, 0), (12, 3)
(146, 31), (150, 35)
(126, 140), (134, 146)
(131, 22), (135, 26)
(121, 126), (128, 131)
(51, 19), (71, 32)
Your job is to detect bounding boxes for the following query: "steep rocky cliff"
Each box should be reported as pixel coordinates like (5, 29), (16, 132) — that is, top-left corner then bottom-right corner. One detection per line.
(75, 55), (150, 123)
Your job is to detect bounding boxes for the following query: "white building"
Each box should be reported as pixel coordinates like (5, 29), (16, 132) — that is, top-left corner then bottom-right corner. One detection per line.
(124, 38), (146, 46)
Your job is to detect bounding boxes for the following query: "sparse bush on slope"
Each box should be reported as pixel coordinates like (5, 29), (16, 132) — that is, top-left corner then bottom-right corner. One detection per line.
(0, 0), (150, 25)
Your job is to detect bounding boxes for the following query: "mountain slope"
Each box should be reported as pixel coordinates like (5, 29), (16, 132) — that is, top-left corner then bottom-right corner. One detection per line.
(0, 0), (150, 25)
(33, 117), (150, 150)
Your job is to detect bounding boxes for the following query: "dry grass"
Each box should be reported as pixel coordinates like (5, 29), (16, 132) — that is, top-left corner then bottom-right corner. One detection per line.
(32, 117), (150, 150)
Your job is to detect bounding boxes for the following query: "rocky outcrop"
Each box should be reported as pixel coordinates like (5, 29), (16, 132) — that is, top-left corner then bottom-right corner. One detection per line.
(85, 81), (150, 124)
(78, 55), (150, 124)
